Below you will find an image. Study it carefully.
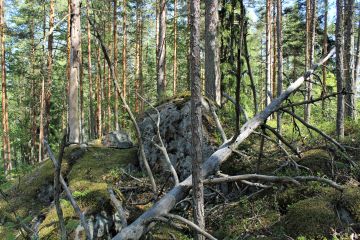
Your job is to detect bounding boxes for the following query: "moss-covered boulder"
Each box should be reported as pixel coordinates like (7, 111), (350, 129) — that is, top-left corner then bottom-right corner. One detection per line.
(284, 197), (340, 238)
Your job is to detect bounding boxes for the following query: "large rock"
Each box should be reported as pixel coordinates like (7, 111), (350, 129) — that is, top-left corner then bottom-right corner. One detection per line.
(138, 98), (218, 180)
(101, 130), (133, 149)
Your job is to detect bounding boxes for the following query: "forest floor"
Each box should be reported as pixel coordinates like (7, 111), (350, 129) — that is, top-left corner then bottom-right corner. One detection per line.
(1, 120), (360, 239)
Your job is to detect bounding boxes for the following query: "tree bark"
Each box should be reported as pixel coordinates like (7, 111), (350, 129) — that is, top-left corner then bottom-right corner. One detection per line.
(86, 0), (95, 139)
(205, 0), (221, 106)
(135, 0), (141, 113)
(1, 0), (11, 174)
(265, 0), (272, 108)
(122, 0), (127, 107)
(190, 0), (204, 238)
(304, 0), (316, 122)
(157, 0), (166, 100)
(276, 0), (283, 136)
(113, 0), (120, 130)
(344, 0), (355, 119)
(112, 49), (336, 240)
(321, 0), (328, 109)
(68, 0), (81, 143)
(96, 46), (102, 138)
(336, 0), (345, 139)
(173, 0), (177, 96)
(45, 0), (54, 140)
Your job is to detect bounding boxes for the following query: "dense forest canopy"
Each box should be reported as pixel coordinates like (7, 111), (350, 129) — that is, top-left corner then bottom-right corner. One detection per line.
(0, 0), (360, 239)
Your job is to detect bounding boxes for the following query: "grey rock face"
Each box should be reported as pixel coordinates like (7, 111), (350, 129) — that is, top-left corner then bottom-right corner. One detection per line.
(101, 130), (133, 149)
(138, 100), (217, 180)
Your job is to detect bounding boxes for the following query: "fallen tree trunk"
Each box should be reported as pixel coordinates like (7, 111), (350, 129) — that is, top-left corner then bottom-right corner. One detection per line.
(112, 49), (336, 240)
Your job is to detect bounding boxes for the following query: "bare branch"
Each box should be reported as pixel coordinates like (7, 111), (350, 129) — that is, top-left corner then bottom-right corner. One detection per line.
(164, 214), (217, 240)
(202, 98), (227, 142)
(44, 140), (91, 240)
(138, 93), (180, 186)
(108, 188), (128, 227)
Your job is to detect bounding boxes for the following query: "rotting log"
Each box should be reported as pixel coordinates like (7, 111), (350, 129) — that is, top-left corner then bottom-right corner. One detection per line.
(112, 49), (336, 240)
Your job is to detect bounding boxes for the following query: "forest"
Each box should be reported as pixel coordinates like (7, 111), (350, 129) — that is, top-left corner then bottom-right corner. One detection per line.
(0, 0), (360, 239)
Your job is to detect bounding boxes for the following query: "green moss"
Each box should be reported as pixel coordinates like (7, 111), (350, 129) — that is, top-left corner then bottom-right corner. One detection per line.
(300, 149), (332, 175)
(210, 197), (280, 239)
(337, 187), (360, 222)
(284, 198), (339, 238)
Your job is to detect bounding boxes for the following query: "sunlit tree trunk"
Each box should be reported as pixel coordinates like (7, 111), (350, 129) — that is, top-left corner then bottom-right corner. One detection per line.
(122, 0), (127, 105)
(157, 0), (166, 100)
(304, 0), (316, 122)
(86, 0), (95, 138)
(344, 0), (355, 119)
(45, 0), (54, 141)
(113, 0), (119, 130)
(68, 0), (81, 143)
(190, 0), (204, 238)
(205, 0), (221, 106)
(39, 4), (46, 162)
(321, 0), (328, 110)
(96, 46), (102, 138)
(1, 0), (11, 174)
(173, 0), (177, 96)
(276, 0), (283, 135)
(135, 0), (142, 113)
(336, 0), (344, 139)
(265, 0), (272, 109)
(30, 18), (37, 164)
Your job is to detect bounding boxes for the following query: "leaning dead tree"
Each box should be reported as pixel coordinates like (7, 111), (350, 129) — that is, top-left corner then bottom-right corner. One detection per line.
(112, 49), (336, 239)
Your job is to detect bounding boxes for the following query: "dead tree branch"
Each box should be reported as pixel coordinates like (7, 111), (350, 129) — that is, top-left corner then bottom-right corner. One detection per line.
(222, 92), (249, 121)
(138, 93), (180, 186)
(111, 49), (336, 240)
(44, 140), (91, 240)
(108, 189), (128, 227)
(201, 98), (227, 142)
(164, 214), (217, 240)
(280, 92), (341, 110)
(282, 109), (346, 152)
(88, 17), (157, 193)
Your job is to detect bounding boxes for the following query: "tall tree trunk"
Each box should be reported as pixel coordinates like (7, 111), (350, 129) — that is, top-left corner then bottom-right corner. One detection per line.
(96, 46), (102, 138)
(157, 0), (166, 100)
(190, 0), (204, 238)
(86, 0), (94, 138)
(173, 0), (177, 96)
(140, 20), (144, 112)
(68, 0), (81, 143)
(39, 5), (46, 162)
(45, 0), (54, 140)
(354, 18), (360, 91)
(321, 0), (328, 110)
(113, 0), (120, 130)
(30, 18), (37, 164)
(276, 0), (283, 135)
(336, 0), (345, 139)
(265, 0), (272, 109)
(1, 0), (11, 174)
(205, 0), (221, 106)
(135, 0), (142, 113)
(344, 0), (355, 119)
(122, 0), (127, 106)
(304, 0), (316, 122)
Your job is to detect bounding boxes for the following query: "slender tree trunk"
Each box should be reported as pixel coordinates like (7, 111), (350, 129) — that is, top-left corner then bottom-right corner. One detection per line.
(96, 46), (102, 138)
(321, 0), (328, 110)
(39, 5), (46, 162)
(135, 0), (142, 113)
(30, 18), (37, 164)
(1, 0), (11, 174)
(265, 0), (272, 109)
(205, 0), (221, 106)
(139, 20), (144, 112)
(86, 0), (94, 139)
(45, 0), (54, 140)
(344, 0), (355, 119)
(354, 18), (360, 92)
(157, 0), (166, 100)
(173, 0), (177, 96)
(122, 0), (127, 105)
(276, 0), (283, 135)
(336, 0), (345, 139)
(66, 0), (71, 134)
(190, 0), (204, 238)
(113, 0), (120, 130)
(68, 0), (81, 143)
(304, 0), (316, 122)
